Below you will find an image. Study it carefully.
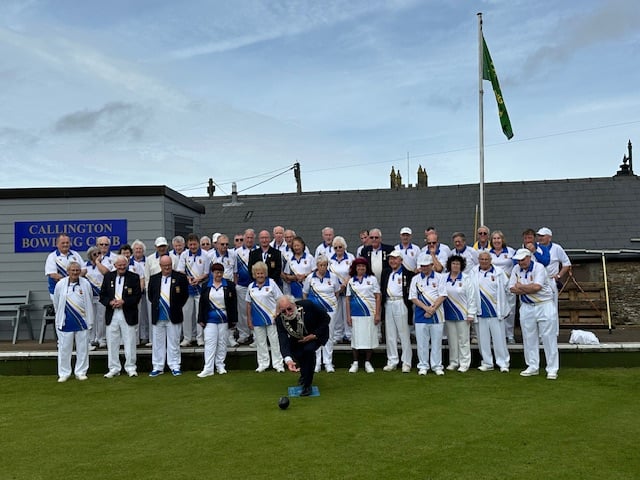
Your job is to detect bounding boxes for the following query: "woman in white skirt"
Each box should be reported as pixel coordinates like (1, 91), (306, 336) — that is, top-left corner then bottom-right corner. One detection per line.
(345, 257), (381, 373)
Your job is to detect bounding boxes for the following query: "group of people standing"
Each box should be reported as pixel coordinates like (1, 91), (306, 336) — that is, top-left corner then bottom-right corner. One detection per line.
(45, 223), (570, 384)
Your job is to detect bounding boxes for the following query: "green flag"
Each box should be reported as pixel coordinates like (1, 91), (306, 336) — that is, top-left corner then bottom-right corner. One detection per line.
(482, 35), (513, 140)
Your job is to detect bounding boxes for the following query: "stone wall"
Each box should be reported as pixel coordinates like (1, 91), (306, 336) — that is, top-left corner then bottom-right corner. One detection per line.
(569, 259), (640, 326)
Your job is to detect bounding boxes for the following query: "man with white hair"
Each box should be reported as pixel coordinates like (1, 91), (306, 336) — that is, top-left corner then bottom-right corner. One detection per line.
(100, 255), (142, 378)
(169, 236), (186, 269)
(536, 227), (571, 335)
(45, 233), (84, 302)
(270, 226), (287, 254)
(314, 227), (335, 260)
(360, 228), (395, 283)
(509, 248), (559, 380)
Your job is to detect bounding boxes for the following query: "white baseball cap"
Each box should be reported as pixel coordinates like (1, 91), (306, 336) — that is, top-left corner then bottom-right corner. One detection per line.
(536, 227), (553, 236)
(400, 227), (412, 235)
(513, 248), (532, 260)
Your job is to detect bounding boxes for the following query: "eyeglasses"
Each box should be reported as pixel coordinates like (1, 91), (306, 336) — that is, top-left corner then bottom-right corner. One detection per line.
(234, 239), (243, 242)
(219, 243), (228, 246)
(478, 232), (488, 236)
(369, 236), (380, 239)
(200, 243), (211, 247)
(334, 245), (344, 249)
(98, 243), (109, 246)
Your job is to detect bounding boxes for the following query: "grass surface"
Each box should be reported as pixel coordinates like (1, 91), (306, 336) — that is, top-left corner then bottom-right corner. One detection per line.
(2, 368), (639, 479)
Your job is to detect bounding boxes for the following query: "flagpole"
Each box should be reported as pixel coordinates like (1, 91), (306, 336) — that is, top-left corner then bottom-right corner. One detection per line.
(477, 12), (485, 227)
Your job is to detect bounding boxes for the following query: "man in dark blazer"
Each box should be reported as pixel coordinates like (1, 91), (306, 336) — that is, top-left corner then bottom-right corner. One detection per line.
(359, 227), (395, 282)
(100, 254), (142, 378)
(276, 295), (330, 396)
(147, 255), (189, 376)
(248, 229), (283, 288)
(380, 250), (415, 373)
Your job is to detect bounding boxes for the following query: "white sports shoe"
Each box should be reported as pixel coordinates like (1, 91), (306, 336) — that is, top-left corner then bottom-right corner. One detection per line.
(418, 369), (427, 376)
(364, 361), (375, 373)
(348, 362), (358, 373)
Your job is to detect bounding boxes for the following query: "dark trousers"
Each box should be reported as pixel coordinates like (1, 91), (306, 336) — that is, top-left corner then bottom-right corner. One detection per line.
(291, 340), (319, 388)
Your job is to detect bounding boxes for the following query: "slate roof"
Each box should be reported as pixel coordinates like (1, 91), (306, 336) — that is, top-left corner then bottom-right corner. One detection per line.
(194, 175), (640, 254)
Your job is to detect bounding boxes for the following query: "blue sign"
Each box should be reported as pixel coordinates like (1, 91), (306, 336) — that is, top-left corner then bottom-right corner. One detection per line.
(15, 219), (128, 253)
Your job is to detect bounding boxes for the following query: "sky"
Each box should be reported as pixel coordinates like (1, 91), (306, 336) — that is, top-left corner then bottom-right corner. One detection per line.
(1, 0), (639, 197)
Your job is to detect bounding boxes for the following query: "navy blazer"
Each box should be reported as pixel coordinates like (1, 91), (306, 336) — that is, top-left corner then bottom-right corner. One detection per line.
(198, 278), (238, 327)
(99, 270), (142, 326)
(380, 266), (415, 324)
(276, 300), (330, 359)
(248, 246), (283, 288)
(147, 271), (189, 325)
(359, 244), (396, 271)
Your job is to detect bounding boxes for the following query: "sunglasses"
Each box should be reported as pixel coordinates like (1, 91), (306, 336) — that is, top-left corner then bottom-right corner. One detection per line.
(98, 243), (109, 246)
(478, 232), (488, 236)
(219, 243), (229, 246)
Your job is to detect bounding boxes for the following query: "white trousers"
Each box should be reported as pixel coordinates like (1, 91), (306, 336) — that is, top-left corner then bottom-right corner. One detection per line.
(235, 286), (251, 341)
(57, 329), (89, 377)
(384, 300), (412, 367)
(550, 279), (560, 336)
(477, 317), (510, 369)
(182, 294), (203, 343)
(91, 300), (106, 344)
(316, 309), (337, 367)
(138, 296), (151, 342)
(520, 302), (559, 374)
(152, 321), (182, 371)
(446, 320), (471, 369)
(253, 325), (283, 370)
(415, 322), (444, 371)
(504, 294), (516, 339)
(106, 310), (137, 374)
(332, 296), (352, 341)
(202, 322), (229, 374)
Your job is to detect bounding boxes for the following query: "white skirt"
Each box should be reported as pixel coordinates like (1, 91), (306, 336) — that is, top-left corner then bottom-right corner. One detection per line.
(350, 316), (379, 349)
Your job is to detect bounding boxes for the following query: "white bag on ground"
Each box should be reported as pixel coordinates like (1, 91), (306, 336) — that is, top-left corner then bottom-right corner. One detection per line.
(569, 329), (600, 345)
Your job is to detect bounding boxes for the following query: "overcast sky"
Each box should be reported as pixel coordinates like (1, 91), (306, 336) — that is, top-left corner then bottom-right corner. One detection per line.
(1, 0), (638, 197)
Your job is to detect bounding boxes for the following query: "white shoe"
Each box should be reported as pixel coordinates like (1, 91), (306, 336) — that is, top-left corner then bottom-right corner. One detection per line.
(276, 368), (285, 373)
(401, 364), (411, 373)
(57, 375), (70, 383)
(197, 371), (214, 378)
(217, 368), (227, 375)
(128, 371), (138, 377)
(325, 365), (335, 373)
(477, 365), (494, 372)
(418, 368), (427, 376)
(348, 362), (358, 373)
(249, 342), (256, 348)
(500, 367), (510, 373)
(507, 336), (516, 345)
(228, 339), (239, 347)
(197, 340), (205, 347)
(88, 344), (97, 351)
(75, 374), (88, 381)
(255, 366), (267, 373)
(520, 367), (539, 377)
(547, 372), (558, 380)
(446, 363), (458, 371)
(180, 339), (191, 347)
(145, 342), (153, 347)
(434, 369), (445, 376)
(103, 370), (120, 379)
(382, 364), (397, 372)
(458, 366), (469, 373)
(314, 365), (321, 373)
(364, 361), (375, 373)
